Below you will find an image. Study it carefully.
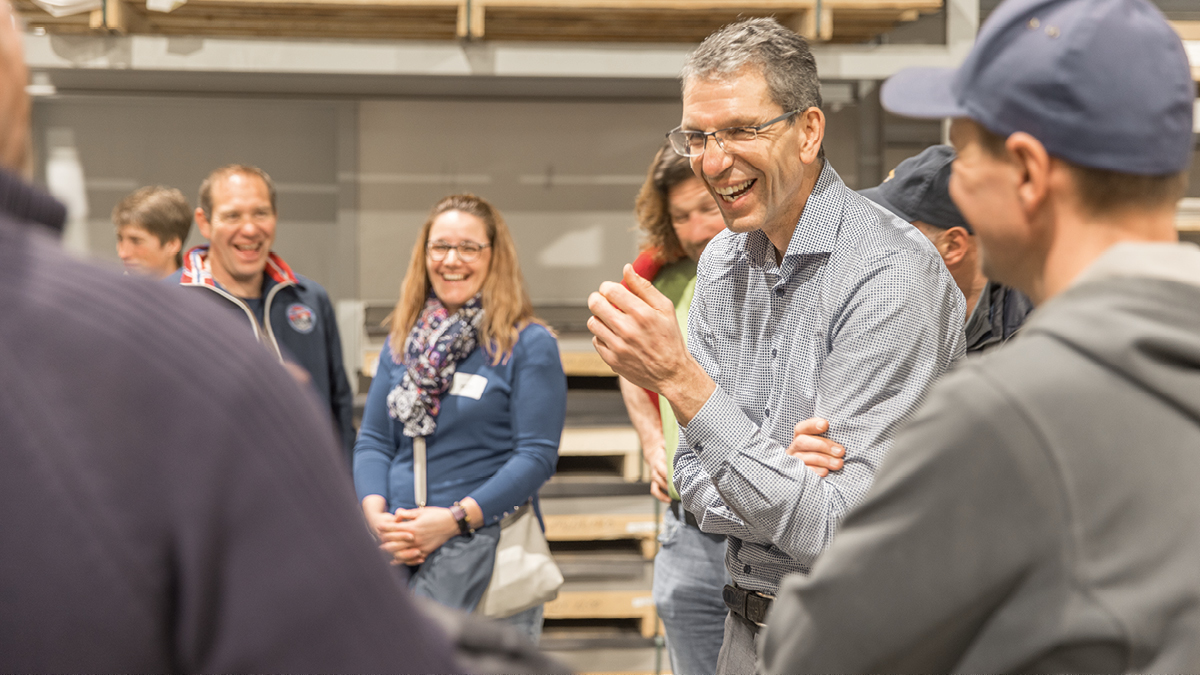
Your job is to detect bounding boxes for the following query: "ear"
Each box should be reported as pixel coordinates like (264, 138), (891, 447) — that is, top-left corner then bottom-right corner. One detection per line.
(1006, 132), (1051, 219)
(165, 236), (183, 257)
(194, 207), (212, 240)
(940, 227), (972, 267)
(798, 107), (826, 165)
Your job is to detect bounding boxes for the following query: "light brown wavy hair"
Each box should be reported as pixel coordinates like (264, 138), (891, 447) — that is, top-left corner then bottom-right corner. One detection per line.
(388, 194), (542, 365)
(634, 141), (700, 263)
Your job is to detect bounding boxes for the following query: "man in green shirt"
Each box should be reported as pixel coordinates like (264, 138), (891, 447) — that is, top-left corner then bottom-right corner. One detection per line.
(619, 144), (728, 675)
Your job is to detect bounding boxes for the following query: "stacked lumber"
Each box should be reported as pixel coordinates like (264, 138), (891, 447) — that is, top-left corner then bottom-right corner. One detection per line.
(559, 426), (645, 483)
(15, 0), (464, 38)
(545, 510), (659, 558)
(15, 0), (940, 44)
(473, 0), (939, 43)
(544, 590), (658, 638)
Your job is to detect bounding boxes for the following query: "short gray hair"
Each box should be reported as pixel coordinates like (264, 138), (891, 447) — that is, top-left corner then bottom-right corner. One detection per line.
(681, 18), (822, 116)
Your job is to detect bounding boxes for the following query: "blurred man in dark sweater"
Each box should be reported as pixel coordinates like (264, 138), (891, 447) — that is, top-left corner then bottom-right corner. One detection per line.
(0, 4), (457, 671)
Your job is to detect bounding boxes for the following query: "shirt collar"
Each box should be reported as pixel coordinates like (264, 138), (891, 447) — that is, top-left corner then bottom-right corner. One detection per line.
(737, 161), (843, 268)
(179, 245), (300, 291)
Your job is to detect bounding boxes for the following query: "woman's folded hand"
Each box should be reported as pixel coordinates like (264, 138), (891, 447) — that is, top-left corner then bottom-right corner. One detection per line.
(389, 507), (459, 565)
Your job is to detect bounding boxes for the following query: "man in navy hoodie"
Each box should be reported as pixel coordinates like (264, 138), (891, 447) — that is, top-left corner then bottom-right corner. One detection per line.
(168, 165), (355, 460)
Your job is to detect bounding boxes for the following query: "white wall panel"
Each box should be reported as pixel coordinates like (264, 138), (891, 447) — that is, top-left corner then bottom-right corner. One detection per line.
(357, 99), (682, 305)
(30, 95), (358, 300)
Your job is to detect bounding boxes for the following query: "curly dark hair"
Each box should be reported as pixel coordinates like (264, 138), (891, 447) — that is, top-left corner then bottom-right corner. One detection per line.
(634, 142), (699, 263)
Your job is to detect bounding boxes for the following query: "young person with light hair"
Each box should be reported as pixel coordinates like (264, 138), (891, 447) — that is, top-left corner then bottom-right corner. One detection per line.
(113, 185), (191, 279)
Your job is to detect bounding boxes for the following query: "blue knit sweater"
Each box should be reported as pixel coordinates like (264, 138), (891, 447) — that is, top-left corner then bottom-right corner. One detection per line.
(353, 323), (565, 525)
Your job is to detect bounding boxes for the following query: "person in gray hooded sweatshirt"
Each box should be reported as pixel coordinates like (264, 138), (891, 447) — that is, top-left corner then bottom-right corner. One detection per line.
(760, 0), (1200, 672)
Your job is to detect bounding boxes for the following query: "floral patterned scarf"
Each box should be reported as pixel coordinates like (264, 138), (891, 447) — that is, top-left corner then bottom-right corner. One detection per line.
(387, 293), (485, 437)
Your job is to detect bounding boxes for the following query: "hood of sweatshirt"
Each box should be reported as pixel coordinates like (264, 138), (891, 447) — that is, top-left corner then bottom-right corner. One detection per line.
(0, 169), (67, 235)
(1022, 242), (1200, 423)
(177, 244), (298, 290)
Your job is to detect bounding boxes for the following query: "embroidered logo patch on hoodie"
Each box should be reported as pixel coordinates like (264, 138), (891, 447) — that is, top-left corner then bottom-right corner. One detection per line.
(287, 303), (316, 334)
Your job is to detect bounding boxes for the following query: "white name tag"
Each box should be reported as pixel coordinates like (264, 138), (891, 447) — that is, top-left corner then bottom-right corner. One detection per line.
(450, 372), (488, 400)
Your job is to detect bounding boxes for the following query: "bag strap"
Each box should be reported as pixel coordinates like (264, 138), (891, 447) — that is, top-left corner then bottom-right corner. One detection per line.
(412, 438), (529, 522)
(413, 436), (427, 508)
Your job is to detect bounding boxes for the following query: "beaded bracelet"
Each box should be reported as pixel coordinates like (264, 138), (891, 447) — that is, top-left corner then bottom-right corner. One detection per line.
(450, 501), (473, 536)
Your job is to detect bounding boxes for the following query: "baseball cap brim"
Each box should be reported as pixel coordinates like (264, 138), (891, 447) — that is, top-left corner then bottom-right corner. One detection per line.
(880, 67), (966, 120)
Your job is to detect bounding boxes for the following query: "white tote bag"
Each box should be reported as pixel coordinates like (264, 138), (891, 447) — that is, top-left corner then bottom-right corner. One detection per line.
(414, 438), (562, 619)
(476, 500), (564, 618)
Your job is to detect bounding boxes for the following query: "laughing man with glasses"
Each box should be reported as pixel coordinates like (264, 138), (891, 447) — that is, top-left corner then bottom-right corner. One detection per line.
(588, 18), (965, 673)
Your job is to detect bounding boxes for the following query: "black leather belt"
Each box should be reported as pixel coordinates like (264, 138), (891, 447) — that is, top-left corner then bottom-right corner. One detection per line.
(668, 500), (700, 528)
(723, 584), (773, 628)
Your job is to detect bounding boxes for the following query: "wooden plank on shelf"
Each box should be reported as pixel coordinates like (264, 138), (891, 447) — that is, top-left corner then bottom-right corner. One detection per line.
(561, 426), (639, 453)
(183, 0), (463, 7)
(1178, 198), (1200, 232)
(560, 350), (615, 377)
(89, 0), (148, 33)
(362, 348), (381, 378)
(19, 0), (939, 43)
(469, 0), (484, 37)
(560, 426), (643, 482)
(576, 667), (672, 672)
(544, 513), (659, 558)
(1179, 20), (1200, 83)
(22, 0), (465, 38)
(1172, 20), (1200, 41)
(543, 590), (658, 638)
(19, 0), (938, 42)
(544, 513), (659, 540)
(797, 5), (832, 41)
(476, 0), (936, 43)
(455, 0), (467, 36)
(482, 0), (801, 7)
(480, 0), (934, 8)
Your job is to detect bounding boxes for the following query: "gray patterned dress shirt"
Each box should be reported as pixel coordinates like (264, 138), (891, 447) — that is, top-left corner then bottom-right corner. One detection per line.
(673, 162), (965, 595)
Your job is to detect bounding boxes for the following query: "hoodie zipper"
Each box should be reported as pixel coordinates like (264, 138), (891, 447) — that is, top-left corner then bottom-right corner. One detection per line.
(189, 283), (291, 363)
(261, 281), (292, 361)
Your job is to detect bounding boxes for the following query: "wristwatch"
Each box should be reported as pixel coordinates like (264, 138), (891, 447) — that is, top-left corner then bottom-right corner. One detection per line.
(450, 501), (474, 536)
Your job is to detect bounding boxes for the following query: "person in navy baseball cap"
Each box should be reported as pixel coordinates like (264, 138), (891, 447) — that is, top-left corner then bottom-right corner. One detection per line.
(761, 0), (1200, 672)
(860, 144), (972, 233)
(878, 0), (1194, 303)
(861, 144), (1033, 353)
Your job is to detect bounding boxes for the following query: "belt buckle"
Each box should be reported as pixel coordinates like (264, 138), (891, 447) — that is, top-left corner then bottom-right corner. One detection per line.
(724, 584), (770, 629)
(745, 592), (771, 627)
(721, 584), (746, 621)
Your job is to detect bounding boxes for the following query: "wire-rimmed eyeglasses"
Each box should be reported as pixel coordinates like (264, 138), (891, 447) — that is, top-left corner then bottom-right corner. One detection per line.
(667, 109), (802, 158)
(427, 240), (490, 263)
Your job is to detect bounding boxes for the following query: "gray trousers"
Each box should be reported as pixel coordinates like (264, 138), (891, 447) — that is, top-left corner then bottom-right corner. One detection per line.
(653, 507), (730, 675)
(715, 610), (761, 675)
